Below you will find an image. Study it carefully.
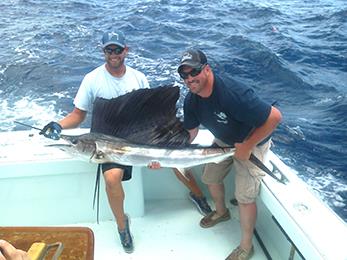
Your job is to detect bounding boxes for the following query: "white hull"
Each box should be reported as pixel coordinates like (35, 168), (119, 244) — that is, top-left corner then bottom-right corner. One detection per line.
(1, 129), (346, 259)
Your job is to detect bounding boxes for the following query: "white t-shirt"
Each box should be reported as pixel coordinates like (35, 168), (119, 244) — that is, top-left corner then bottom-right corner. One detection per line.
(74, 64), (149, 112)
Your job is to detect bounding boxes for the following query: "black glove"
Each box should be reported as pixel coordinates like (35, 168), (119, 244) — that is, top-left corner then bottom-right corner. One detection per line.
(39, 121), (62, 140)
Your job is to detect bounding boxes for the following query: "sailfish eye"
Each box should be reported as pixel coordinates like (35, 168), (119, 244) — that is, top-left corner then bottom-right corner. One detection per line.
(71, 138), (78, 145)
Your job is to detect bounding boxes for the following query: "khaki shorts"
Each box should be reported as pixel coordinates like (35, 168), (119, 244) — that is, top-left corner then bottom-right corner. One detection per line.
(202, 139), (271, 204)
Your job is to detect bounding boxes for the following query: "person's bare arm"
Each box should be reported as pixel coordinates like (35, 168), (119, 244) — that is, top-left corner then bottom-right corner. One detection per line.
(0, 240), (29, 260)
(234, 106), (282, 161)
(59, 107), (87, 129)
(188, 127), (199, 143)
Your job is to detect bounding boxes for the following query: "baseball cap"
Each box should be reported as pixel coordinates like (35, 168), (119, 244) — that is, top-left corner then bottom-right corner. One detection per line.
(178, 49), (207, 72)
(102, 30), (126, 48)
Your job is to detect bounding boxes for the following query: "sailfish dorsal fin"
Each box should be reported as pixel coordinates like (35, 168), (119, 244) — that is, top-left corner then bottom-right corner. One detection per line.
(90, 85), (190, 147)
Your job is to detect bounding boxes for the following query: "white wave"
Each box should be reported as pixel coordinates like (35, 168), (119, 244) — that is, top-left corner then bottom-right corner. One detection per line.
(0, 97), (64, 132)
(14, 45), (40, 60)
(286, 125), (306, 140)
(303, 169), (347, 211)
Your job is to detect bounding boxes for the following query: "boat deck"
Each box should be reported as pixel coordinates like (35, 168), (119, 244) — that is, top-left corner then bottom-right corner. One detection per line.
(74, 199), (268, 260)
(2, 130), (346, 259)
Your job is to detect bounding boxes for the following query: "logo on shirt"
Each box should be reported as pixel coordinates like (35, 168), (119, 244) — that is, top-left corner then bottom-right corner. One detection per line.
(214, 111), (228, 124)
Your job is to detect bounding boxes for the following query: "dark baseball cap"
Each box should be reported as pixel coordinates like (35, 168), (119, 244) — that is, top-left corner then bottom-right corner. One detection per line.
(178, 49), (207, 72)
(102, 30), (126, 48)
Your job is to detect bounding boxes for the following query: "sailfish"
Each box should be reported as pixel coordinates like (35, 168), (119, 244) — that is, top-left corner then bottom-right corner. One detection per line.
(54, 85), (235, 168)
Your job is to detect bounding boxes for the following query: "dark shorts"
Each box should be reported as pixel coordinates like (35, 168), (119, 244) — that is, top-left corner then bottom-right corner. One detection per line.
(101, 163), (132, 181)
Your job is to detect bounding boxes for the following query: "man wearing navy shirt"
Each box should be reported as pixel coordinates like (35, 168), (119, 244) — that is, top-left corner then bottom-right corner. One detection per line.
(178, 49), (282, 260)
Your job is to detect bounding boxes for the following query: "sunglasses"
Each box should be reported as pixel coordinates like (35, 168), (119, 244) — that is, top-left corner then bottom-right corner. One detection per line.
(104, 46), (125, 55)
(179, 65), (206, 79)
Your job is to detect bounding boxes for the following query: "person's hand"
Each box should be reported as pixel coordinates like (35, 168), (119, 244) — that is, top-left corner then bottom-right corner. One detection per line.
(148, 160), (161, 169)
(39, 121), (62, 140)
(0, 240), (29, 260)
(234, 142), (252, 161)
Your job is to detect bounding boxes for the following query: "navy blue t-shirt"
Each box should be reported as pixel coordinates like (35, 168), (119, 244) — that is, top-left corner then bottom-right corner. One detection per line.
(183, 75), (271, 146)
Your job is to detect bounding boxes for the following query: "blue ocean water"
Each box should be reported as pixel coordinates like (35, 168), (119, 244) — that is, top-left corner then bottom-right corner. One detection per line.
(1, 0), (346, 221)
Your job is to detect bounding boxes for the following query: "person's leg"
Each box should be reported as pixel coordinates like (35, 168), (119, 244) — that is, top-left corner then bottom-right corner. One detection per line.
(202, 153), (233, 214)
(102, 164), (134, 253)
(199, 183), (231, 228)
(207, 182), (228, 216)
(226, 141), (271, 259)
(225, 174), (258, 260)
(238, 202), (257, 251)
(173, 168), (212, 215)
(103, 168), (126, 229)
(173, 168), (203, 197)
(227, 182), (257, 259)
(199, 156), (233, 227)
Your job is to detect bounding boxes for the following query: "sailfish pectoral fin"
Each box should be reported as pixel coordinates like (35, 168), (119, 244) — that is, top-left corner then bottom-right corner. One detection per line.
(95, 150), (105, 160)
(89, 142), (106, 163)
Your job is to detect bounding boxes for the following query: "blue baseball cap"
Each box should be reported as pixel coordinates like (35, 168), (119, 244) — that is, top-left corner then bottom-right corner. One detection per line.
(102, 30), (126, 48)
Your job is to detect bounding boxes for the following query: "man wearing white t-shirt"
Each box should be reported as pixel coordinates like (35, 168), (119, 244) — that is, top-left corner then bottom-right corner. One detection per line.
(40, 30), (148, 253)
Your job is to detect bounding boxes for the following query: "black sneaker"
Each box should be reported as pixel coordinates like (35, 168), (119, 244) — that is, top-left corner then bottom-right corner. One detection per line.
(118, 215), (134, 253)
(189, 192), (212, 216)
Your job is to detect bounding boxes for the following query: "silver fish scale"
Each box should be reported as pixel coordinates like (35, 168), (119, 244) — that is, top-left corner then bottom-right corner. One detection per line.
(93, 139), (235, 168)
(59, 133), (235, 168)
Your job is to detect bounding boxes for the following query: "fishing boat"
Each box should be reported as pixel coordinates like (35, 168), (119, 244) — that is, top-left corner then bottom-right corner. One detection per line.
(0, 128), (346, 260)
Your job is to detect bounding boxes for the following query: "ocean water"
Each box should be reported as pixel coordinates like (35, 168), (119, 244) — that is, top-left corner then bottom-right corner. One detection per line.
(1, 0), (346, 222)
